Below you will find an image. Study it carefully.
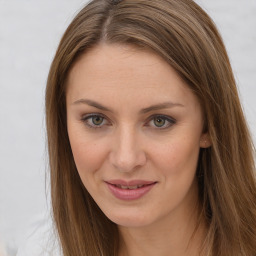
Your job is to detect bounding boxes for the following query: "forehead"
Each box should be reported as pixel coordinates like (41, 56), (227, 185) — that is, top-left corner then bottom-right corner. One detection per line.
(67, 43), (173, 86)
(66, 43), (200, 111)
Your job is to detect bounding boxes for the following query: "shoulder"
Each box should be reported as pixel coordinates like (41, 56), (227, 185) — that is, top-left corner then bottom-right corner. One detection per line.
(17, 214), (62, 256)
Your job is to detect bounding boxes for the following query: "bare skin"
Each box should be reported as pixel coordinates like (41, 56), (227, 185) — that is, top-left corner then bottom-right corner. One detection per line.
(66, 43), (210, 256)
(118, 187), (207, 256)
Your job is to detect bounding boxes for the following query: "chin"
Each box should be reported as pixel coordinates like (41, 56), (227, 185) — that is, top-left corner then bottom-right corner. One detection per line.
(105, 210), (155, 228)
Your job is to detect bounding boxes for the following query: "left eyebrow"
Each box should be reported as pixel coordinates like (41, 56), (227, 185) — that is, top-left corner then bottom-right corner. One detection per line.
(139, 102), (184, 114)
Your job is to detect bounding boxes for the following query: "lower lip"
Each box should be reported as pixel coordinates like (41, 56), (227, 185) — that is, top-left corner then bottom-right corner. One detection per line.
(106, 183), (156, 201)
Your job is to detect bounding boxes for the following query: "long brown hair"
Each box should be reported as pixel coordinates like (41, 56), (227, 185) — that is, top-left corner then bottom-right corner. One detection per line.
(45, 0), (256, 255)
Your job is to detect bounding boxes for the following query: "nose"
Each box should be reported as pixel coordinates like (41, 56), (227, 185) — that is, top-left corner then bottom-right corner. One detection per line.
(109, 126), (147, 173)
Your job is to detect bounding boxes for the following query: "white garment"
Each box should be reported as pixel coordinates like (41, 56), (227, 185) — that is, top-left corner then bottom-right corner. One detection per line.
(16, 215), (62, 256)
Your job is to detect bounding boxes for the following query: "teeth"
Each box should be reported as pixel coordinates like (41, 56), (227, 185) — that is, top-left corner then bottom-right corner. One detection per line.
(116, 184), (145, 189)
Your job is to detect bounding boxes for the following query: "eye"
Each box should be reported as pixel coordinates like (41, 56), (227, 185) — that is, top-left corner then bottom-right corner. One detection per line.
(154, 117), (166, 127)
(81, 114), (108, 128)
(147, 115), (176, 129)
(91, 116), (104, 125)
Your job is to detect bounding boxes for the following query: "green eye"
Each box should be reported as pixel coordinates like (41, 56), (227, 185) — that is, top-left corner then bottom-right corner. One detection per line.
(147, 115), (176, 129)
(153, 117), (166, 127)
(92, 116), (104, 125)
(82, 114), (108, 129)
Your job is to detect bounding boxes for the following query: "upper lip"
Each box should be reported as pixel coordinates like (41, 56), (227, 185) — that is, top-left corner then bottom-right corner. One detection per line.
(106, 180), (156, 186)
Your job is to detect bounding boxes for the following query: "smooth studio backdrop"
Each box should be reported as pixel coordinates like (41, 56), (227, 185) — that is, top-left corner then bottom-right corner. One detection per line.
(0, 0), (255, 255)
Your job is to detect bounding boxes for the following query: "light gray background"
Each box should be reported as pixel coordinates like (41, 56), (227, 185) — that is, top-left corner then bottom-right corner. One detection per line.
(0, 0), (255, 255)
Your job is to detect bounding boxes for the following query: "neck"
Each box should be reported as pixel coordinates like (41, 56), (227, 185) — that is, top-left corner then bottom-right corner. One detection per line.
(118, 200), (206, 256)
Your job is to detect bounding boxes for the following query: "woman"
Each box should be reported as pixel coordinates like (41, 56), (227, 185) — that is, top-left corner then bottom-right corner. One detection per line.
(45, 0), (256, 255)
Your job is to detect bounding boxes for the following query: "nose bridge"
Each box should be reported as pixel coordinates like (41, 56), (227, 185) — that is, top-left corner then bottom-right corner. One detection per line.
(110, 124), (146, 172)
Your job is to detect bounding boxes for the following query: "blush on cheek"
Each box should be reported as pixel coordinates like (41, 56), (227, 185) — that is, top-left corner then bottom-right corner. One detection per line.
(158, 142), (199, 176)
(71, 140), (108, 176)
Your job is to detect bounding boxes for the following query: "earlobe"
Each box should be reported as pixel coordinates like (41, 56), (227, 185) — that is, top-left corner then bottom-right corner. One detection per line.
(200, 133), (212, 148)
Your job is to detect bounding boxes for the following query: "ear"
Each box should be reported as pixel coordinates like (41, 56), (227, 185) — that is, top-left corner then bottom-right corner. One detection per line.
(200, 133), (212, 148)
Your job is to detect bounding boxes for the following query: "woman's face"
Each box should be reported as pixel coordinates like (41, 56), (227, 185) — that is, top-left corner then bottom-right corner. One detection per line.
(66, 44), (209, 228)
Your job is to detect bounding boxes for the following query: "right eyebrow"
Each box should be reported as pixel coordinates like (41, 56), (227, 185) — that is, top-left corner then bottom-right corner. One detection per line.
(72, 99), (114, 113)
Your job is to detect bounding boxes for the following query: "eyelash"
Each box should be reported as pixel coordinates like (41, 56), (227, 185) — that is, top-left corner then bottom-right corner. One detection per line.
(81, 114), (109, 129)
(146, 115), (176, 129)
(81, 114), (176, 130)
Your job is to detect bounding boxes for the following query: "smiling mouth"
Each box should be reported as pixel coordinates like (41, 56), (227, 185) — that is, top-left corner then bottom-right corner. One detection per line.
(106, 181), (157, 200)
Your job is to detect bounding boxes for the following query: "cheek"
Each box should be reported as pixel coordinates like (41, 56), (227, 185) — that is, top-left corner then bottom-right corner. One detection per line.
(150, 138), (200, 211)
(68, 129), (109, 180)
(150, 135), (200, 176)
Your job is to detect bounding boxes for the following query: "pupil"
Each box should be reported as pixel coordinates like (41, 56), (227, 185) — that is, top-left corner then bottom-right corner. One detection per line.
(154, 117), (165, 127)
(92, 116), (103, 125)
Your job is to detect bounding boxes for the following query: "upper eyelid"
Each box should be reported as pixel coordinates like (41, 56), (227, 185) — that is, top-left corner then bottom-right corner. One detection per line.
(146, 114), (176, 121)
(81, 113), (108, 120)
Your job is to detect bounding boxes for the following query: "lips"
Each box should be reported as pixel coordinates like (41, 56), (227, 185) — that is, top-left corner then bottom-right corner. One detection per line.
(105, 180), (157, 200)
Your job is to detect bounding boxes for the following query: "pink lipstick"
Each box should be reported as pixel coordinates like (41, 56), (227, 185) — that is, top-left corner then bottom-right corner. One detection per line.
(106, 180), (156, 200)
